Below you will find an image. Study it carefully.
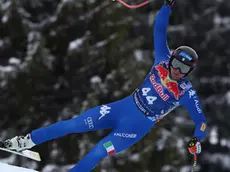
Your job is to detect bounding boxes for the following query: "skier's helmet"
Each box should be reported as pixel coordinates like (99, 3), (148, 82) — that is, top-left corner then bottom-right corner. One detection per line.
(169, 46), (198, 77)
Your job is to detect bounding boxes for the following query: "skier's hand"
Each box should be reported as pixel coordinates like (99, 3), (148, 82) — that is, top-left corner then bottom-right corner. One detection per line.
(188, 137), (201, 154)
(165, 0), (175, 7)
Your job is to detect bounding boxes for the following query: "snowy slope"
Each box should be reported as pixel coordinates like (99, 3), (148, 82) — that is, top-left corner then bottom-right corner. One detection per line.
(0, 162), (38, 172)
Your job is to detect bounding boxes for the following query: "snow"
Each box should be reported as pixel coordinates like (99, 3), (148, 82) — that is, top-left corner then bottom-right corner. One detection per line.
(68, 38), (84, 51)
(41, 165), (57, 172)
(180, 166), (195, 172)
(79, 1), (110, 20)
(209, 126), (219, 145)
(200, 76), (230, 84)
(41, 164), (74, 172)
(0, 66), (15, 73)
(0, 40), (3, 48)
(62, 0), (74, 3)
(94, 34), (116, 48)
(168, 25), (185, 32)
(9, 57), (21, 65)
(156, 129), (172, 151)
(214, 13), (230, 26)
(220, 139), (230, 148)
(95, 40), (108, 48)
(129, 153), (140, 162)
(1, 1), (11, 11)
(2, 15), (8, 23)
(88, 0), (96, 4)
(0, 162), (38, 172)
(204, 153), (230, 170)
(90, 76), (102, 84)
(226, 91), (230, 105)
(134, 50), (144, 61)
(162, 165), (175, 172)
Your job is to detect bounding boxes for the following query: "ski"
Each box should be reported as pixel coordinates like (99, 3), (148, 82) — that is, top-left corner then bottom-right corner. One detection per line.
(0, 162), (39, 172)
(0, 142), (41, 161)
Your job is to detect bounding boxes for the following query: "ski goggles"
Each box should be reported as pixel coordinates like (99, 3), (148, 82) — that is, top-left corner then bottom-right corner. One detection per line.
(171, 58), (191, 74)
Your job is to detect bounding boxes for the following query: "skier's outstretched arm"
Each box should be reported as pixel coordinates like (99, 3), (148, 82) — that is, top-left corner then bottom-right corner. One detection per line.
(179, 89), (207, 141)
(153, 1), (174, 65)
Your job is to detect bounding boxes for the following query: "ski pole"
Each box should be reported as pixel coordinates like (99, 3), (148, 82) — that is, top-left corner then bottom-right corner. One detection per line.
(112, 0), (150, 9)
(191, 153), (197, 172)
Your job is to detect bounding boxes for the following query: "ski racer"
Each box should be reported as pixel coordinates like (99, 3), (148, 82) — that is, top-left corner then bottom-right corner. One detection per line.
(3, 0), (207, 171)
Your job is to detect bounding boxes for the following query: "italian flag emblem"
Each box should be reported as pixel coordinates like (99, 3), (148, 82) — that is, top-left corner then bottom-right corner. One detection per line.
(103, 141), (115, 155)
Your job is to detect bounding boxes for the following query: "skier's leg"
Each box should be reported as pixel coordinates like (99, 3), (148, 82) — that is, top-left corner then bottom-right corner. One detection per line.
(5, 98), (123, 151)
(30, 107), (109, 144)
(68, 110), (155, 172)
(31, 102), (120, 145)
(20, 96), (132, 150)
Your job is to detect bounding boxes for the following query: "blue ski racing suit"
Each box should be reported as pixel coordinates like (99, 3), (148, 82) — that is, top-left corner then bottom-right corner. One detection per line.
(30, 4), (207, 172)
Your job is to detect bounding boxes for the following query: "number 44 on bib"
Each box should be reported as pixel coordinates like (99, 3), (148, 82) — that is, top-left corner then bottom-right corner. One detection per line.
(142, 88), (157, 105)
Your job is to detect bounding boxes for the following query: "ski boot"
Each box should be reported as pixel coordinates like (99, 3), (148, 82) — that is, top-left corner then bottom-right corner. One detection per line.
(4, 134), (36, 152)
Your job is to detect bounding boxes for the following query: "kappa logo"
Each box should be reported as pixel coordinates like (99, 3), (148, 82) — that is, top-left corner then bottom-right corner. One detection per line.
(188, 90), (196, 98)
(99, 105), (111, 120)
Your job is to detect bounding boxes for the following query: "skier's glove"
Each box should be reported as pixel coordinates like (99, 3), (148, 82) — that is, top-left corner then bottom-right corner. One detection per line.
(188, 137), (201, 154)
(165, 0), (175, 7)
